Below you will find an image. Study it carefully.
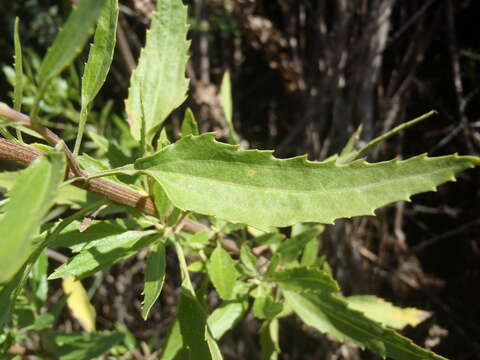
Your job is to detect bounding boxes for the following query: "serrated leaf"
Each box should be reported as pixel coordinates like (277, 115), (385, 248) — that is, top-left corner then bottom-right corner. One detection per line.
(37, 0), (107, 85)
(41, 331), (123, 360)
(207, 299), (248, 339)
(142, 242), (166, 320)
(181, 108), (199, 137)
(48, 231), (157, 279)
(135, 133), (479, 230)
(0, 152), (65, 283)
(284, 291), (447, 360)
(125, 0), (190, 143)
(81, 0), (118, 108)
(207, 246), (238, 300)
(270, 267), (339, 293)
(346, 295), (431, 330)
(62, 275), (96, 332)
(75, 0), (118, 155)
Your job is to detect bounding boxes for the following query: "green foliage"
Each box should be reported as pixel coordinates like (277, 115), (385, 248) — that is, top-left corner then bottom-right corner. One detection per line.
(0, 152), (65, 283)
(0, 1), (478, 359)
(125, 0), (190, 144)
(134, 133), (478, 230)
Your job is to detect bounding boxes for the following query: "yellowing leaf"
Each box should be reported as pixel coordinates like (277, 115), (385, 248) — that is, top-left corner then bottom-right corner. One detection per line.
(346, 295), (431, 330)
(62, 275), (96, 332)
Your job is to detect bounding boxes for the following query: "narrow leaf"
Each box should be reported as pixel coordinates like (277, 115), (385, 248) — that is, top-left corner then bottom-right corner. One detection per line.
(207, 246), (238, 300)
(75, 0), (119, 155)
(259, 320), (280, 360)
(135, 133), (479, 230)
(207, 299), (248, 339)
(13, 17), (23, 113)
(0, 152), (65, 283)
(181, 108), (199, 137)
(160, 320), (183, 360)
(284, 291), (447, 360)
(277, 226), (322, 262)
(240, 243), (257, 274)
(48, 231), (157, 279)
(126, 0), (190, 143)
(346, 295), (431, 330)
(37, 0), (108, 85)
(62, 275), (96, 332)
(142, 242), (167, 320)
(219, 71), (238, 144)
(270, 267), (339, 293)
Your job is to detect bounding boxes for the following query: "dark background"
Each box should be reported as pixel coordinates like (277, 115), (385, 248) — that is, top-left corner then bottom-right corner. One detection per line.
(0, 0), (479, 359)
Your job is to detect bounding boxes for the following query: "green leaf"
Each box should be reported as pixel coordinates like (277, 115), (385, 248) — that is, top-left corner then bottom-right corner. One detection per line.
(125, 0), (190, 143)
(0, 265), (29, 329)
(37, 0), (108, 85)
(30, 249), (49, 307)
(13, 17), (23, 113)
(253, 294), (283, 321)
(142, 242), (167, 320)
(346, 295), (431, 330)
(207, 245), (239, 300)
(277, 226), (323, 262)
(270, 267), (339, 293)
(240, 243), (257, 274)
(259, 320), (280, 360)
(207, 299), (248, 339)
(74, 0), (119, 155)
(48, 231), (158, 279)
(41, 331), (123, 360)
(284, 291), (447, 360)
(49, 219), (143, 250)
(0, 152), (65, 283)
(135, 133), (479, 230)
(160, 319), (183, 360)
(181, 108), (199, 137)
(177, 288), (214, 360)
(219, 71), (238, 144)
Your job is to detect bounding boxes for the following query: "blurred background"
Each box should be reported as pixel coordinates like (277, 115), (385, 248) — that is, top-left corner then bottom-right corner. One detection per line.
(0, 0), (479, 358)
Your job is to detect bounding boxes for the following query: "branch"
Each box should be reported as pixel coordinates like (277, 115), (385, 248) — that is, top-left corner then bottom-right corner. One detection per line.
(0, 138), (158, 217)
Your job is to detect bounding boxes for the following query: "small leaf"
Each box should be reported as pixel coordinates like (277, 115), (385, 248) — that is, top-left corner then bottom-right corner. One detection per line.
(135, 133), (479, 230)
(30, 249), (49, 307)
(41, 331), (123, 360)
(0, 152), (65, 283)
(181, 108), (199, 137)
(284, 291), (447, 360)
(49, 231), (158, 279)
(37, 0), (108, 85)
(62, 275), (96, 332)
(270, 267), (339, 293)
(259, 320), (280, 360)
(81, 0), (118, 108)
(152, 182), (172, 217)
(240, 243), (257, 274)
(142, 242), (166, 320)
(207, 246), (238, 300)
(253, 295), (283, 321)
(125, 0), (190, 143)
(277, 226), (323, 262)
(207, 299), (248, 339)
(346, 295), (431, 330)
(160, 320), (183, 360)
(219, 71), (238, 144)
(13, 17), (23, 113)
